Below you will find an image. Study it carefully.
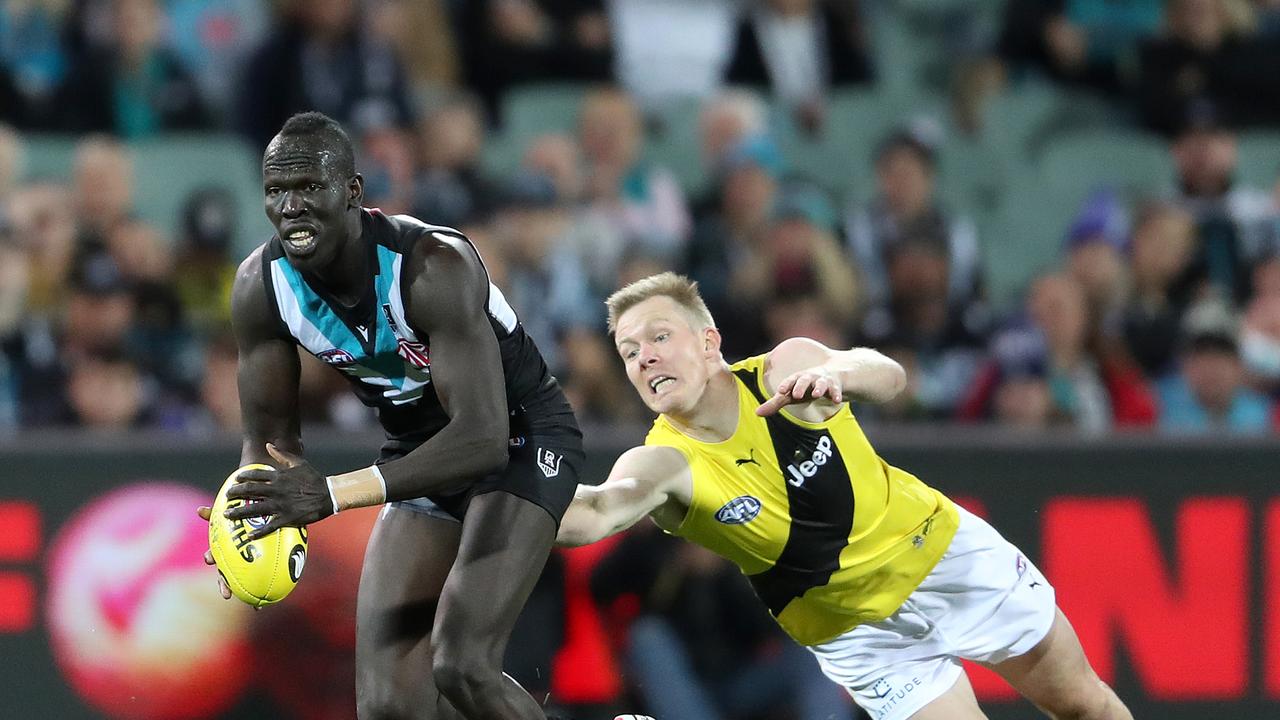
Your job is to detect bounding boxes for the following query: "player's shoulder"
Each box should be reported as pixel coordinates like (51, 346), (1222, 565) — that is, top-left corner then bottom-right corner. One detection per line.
(614, 445), (690, 487)
(377, 209), (466, 244)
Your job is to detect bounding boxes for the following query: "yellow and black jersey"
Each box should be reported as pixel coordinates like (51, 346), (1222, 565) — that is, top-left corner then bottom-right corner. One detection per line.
(645, 354), (959, 646)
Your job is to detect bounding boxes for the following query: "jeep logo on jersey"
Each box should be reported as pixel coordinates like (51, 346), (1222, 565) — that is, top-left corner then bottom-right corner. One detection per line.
(396, 338), (430, 368)
(317, 348), (356, 366)
(785, 435), (834, 488)
(715, 495), (762, 525)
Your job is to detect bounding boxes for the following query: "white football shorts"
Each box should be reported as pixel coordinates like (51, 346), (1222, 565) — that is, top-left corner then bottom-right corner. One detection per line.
(807, 507), (1056, 720)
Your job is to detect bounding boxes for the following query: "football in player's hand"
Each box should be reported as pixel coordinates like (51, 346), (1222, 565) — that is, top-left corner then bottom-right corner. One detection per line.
(207, 464), (308, 607)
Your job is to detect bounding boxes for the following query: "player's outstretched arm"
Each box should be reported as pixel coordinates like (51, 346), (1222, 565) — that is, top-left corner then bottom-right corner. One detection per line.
(757, 337), (906, 417)
(556, 446), (691, 547)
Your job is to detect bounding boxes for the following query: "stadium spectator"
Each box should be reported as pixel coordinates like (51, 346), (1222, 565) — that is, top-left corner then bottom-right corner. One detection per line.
(165, 0), (269, 122)
(591, 527), (854, 720)
(1122, 203), (1199, 376)
(0, 0), (70, 128)
(523, 132), (585, 205)
(1240, 292), (1280, 395)
(686, 135), (784, 353)
(7, 182), (76, 314)
(846, 128), (983, 317)
(960, 274), (1156, 430)
(491, 170), (597, 372)
(65, 350), (152, 429)
(1169, 105), (1278, 303)
(172, 188), (237, 335)
(411, 92), (495, 228)
(0, 213), (27, 429)
(458, 0), (612, 117)
(1157, 298), (1274, 432)
(859, 227), (988, 421)
(1137, 0), (1280, 135)
(698, 89), (770, 180)
(609, 0), (738, 109)
(1063, 189), (1131, 332)
(196, 333), (240, 432)
(988, 325), (1058, 429)
(71, 136), (136, 246)
(998, 0), (1160, 93)
(357, 118), (416, 216)
(237, 0), (413, 149)
(57, 0), (209, 137)
(0, 125), (20, 206)
(578, 87), (691, 261)
(726, 0), (874, 131)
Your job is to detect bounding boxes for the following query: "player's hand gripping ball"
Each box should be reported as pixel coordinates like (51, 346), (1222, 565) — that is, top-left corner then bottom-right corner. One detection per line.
(207, 464), (308, 607)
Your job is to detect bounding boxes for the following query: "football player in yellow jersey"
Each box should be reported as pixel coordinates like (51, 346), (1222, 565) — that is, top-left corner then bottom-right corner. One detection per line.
(558, 273), (1132, 720)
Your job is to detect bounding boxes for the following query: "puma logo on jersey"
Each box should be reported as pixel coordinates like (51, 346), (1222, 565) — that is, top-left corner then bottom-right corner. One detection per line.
(785, 435), (834, 487)
(735, 449), (760, 467)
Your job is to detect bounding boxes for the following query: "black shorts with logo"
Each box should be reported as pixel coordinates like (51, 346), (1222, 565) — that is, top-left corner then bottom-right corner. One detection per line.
(377, 404), (584, 526)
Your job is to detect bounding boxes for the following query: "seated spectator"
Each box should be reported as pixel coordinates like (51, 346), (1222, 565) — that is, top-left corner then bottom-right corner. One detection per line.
(998, 0), (1161, 93)
(71, 136), (138, 254)
(579, 87), (692, 261)
(412, 93), (495, 228)
(523, 133), (585, 205)
(0, 213), (28, 429)
(1240, 291), (1280, 396)
(1063, 189), (1131, 332)
(846, 128), (983, 317)
(0, 0), (70, 128)
(686, 135), (784, 347)
(591, 527), (853, 720)
(66, 350), (153, 430)
(1122, 202), (1199, 376)
(1138, 0), (1280, 135)
(1157, 298), (1274, 432)
(726, 0), (874, 132)
(172, 188), (238, 335)
(459, 0), (612, 116)
(357, 114), (416, 215)
(0, 125), (20, 207)
(238, 0), (413, 149)
(491, 170), (596, 372)
(1168, 104), (1278, 303)
(7, 182), (76, 314)
(196, 333), (241, 433)
(989, 325), (1058, 430)
(57, 0), (209, 137)
(698, 89), (770, 181)
(960, 274), (1156, 430)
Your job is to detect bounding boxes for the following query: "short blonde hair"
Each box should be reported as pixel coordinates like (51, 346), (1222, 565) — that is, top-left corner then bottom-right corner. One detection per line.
(606, 272), (716, 334)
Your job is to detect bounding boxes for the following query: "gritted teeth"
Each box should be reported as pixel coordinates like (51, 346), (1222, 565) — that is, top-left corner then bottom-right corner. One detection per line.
(649, 376), (675, 393)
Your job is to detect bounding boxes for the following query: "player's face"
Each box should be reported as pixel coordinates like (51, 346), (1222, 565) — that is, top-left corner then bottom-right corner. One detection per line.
(262, 135), (360, 271)
(615, 296), (715, 415)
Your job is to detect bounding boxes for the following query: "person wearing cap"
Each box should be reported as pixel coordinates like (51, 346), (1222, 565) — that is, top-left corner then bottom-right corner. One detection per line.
(1156, 299), (1274, 433)
(1064, 188), (1130, 328)
(846, 128), (983, 322)
(1121, 202), (1199, 377)
(1168, 101), (1278, 304)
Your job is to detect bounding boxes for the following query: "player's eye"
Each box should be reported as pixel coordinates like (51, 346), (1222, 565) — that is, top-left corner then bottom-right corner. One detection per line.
(656, 333), (669, 342)
(306, 183), (324, 192)
(266, 187), (281, 197)
(624, 349), (638, 360)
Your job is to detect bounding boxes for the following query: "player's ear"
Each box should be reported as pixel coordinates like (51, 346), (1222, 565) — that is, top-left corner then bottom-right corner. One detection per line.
(703, 326), (722, 358)
(348, 174), (364, 208)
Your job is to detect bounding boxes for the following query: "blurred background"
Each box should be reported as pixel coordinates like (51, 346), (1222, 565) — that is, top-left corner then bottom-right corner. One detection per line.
(0, 0), (1278, 718)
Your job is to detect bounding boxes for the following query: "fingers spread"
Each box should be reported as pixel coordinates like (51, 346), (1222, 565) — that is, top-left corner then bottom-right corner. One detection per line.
(225, 481), (275, 500)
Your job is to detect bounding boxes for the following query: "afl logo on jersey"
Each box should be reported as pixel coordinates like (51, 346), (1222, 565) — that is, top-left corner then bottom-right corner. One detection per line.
(715, 495), (762, 525)
(318, 348), (356, 366)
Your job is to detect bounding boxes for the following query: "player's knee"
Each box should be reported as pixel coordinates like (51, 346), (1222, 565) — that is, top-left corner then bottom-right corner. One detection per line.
(431, 651), (501, 701)
(1044, 673), (1116, 720)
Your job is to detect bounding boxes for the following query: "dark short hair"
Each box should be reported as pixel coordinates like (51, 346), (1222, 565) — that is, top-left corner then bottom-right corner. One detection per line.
(875, 130), (937, 170)
(274, 112), (356, 177)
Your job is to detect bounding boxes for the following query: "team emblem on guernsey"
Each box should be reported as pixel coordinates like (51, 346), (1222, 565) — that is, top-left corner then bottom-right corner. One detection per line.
(715, 495), (762, 525)
(396, 338), (430, 368)
(318, 348), (356, 366)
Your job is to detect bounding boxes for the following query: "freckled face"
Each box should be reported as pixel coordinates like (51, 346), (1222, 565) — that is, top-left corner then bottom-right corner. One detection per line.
(615, 296), (714, 415)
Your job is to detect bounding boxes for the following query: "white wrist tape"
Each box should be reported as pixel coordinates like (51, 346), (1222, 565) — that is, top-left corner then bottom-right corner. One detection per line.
(325, 466), (388, 513)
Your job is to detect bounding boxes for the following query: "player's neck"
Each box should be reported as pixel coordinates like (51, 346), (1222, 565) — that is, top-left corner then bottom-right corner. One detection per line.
(667, 369), (739, 442)
(310, 214), (367, 304)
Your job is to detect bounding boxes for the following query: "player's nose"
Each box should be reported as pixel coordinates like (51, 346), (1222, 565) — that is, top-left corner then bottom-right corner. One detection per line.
(281, 192), (307, 217)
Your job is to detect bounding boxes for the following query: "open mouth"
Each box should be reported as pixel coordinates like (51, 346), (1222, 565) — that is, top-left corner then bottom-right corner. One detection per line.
(648, 376), (676, 394)
(283, 227), (318, 254)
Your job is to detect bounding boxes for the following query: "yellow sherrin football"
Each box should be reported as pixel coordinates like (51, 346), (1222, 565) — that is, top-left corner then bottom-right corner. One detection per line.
(207, 464), (308, 607)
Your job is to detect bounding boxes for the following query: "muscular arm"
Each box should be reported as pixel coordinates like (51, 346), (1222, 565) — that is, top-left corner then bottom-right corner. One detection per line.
(231, 247), (302, 465)
(372, 233), (510, 500)
(757, 337), (906, 419)
(556, 446), (691, 547)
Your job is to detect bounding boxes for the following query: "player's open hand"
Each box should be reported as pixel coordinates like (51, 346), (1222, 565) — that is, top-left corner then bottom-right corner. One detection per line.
(195, 505), (233, 600)
(223, 443), (333, 540)
(757, 367), (842, 416)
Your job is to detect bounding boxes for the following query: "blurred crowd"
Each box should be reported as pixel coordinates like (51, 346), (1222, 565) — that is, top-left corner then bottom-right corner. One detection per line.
(1, 0), (1279, 449)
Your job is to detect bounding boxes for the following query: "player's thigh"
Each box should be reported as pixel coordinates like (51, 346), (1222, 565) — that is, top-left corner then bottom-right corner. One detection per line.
(985, 607), (1105, 715)
(356, 504), (463, 714)
(432, 490), (557, 657)
(907, 672), (987, 720)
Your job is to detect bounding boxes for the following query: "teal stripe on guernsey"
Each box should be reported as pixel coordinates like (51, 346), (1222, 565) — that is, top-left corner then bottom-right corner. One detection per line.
(368, 244), (406, 394)
(276, 258), (360, 355)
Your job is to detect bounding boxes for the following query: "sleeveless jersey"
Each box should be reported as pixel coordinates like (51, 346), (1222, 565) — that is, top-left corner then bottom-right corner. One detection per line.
(262, 208), (568, 447)
(644, 354), (960, 646)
